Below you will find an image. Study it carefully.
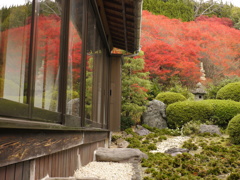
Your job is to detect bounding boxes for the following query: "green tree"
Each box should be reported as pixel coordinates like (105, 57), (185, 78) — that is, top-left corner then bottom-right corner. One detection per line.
(230, 6), (240, 29)
(143, 0), (194, 21)
(121, 51), (152, 122)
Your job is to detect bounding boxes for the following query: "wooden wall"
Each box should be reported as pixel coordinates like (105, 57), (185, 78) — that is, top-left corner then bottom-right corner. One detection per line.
(0, 140), (105, 180)
(0, 161), (30, 180)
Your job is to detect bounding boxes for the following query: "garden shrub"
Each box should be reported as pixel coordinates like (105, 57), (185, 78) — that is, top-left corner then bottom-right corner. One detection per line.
(121, 116), (135, 131)
(216, 82), (240, 102)
(227, 114), (240, 145)
(155, 92), (186, 105)
(166, 101), (213, 128)
(205, 77), (240, 99)
(181, 120), (201, 135)
(206, 100), (240, 127)
(167, 100), (240, 128)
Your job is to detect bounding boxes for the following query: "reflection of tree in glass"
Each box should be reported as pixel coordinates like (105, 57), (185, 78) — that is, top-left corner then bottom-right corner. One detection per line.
(0, 0), (62, 32)
(85, 55), (93, 120)
(0, 3), (32, 31)
(39, 0), (62, 16)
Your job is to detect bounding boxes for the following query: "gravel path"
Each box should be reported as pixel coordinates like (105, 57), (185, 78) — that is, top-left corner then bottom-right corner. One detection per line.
(74, 162), (134, 180)
(150, 136), (190, 153)
(74, 136), (190, 180)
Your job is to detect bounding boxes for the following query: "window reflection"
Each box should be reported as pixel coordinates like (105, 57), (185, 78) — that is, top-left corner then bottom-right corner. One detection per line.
(85, 4), (96, 122)
(34, 0), (62, 111)
(0, 1), (32, 103)
(66, 0), (83, 116)
(85, 3), (104, 126)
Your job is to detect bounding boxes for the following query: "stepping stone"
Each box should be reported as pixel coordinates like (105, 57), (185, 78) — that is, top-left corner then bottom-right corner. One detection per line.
(95, 147), (148, 163)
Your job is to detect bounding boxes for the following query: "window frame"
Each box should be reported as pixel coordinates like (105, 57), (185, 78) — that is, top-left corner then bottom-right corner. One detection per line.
(0, 0), (111, 129)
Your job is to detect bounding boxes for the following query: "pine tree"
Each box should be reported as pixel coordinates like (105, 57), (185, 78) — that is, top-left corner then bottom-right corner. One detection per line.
(121, 51), (152, 122)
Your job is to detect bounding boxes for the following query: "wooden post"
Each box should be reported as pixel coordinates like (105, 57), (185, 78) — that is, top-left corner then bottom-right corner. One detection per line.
(109, 54), (122, 132)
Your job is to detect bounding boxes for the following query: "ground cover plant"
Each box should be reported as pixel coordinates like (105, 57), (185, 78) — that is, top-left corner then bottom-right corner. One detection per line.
(113, 126), (240, 180)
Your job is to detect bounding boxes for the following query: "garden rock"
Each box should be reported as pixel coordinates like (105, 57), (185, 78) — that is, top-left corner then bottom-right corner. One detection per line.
(199, 124), (221, 135)
(142, 100), (167, 129)
(95, 147), (148, 163)
(135, 125), (151, 136)
(164, 148), (189, 156)
(116, 138), (130, 148)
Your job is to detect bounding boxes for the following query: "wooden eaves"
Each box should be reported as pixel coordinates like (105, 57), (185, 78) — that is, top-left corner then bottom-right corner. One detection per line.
(96, 0), (143, 53)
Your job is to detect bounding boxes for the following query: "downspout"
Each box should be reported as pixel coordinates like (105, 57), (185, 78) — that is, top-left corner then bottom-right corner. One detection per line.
(121, 48), (141, 65)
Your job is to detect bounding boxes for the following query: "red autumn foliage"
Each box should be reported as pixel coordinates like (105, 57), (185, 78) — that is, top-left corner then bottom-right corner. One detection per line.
(141, 10), (240, 86)
(195, 15), (234, 28)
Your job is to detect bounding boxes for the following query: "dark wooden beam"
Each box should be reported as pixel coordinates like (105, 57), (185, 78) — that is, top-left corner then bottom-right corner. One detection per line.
(0, 129), (108, 167)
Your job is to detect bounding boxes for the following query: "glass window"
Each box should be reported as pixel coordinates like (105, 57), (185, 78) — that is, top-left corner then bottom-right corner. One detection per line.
(0, 1), (32, 103)
(66, 0), (83, 116)
(85, 3), (104, 127)
(34, 0), (62, 112)
(94, 39), (104, 124)
(85, 4), (96, 123)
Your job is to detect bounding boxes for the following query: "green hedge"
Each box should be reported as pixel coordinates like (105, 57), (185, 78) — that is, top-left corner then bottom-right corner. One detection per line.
(166, 101), (213, 128)
(166, 100), (240, 128)
(155, 92), (186, 105)
(216, 82), (240, 102)
(227, 114), (240, 144)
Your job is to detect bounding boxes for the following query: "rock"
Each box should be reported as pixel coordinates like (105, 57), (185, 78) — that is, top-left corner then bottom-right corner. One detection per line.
(121, 131), (128, 138)
(125, 134), (133, 138)
(199, 124), (221, 135)
(170, 152), (183, 157)
(116, 138), (130, 148)
(142, 100), (167, 129)
(95, 147), (148, 163)
(164, 148), (189, 156)
(135, 125), (151, 136)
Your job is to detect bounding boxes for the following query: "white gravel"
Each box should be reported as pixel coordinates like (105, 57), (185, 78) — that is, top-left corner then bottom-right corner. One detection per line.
(150, 136), (190, 153)
(74, 136), (190, 180)
(74, 162), (134, 180)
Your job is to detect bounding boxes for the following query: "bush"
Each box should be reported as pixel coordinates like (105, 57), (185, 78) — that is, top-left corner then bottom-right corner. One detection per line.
(121, 116), (135, 131)
(166, 100), (240, 128)
(205, 77), (240, 99)
(181, 120), (201, 135)
(207, 100), (240, 127)
(155, 92), (186, 105)
(227, 114), (240, 145)
(166, 101), (213, 128)
(216, 82), (240, 102)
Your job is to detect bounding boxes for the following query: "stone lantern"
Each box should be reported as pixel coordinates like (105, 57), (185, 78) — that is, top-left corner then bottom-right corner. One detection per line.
(192, 82), (206, 101)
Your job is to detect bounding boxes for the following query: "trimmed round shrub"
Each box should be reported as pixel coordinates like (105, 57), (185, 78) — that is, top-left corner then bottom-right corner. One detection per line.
(206, 100), (240, 127)
(155, 92), (186, 105)
(166, 100), (240, 128)
(227, 114), (240, 144)
(166, 101), (213, 129)
(216, 82), (240, 102)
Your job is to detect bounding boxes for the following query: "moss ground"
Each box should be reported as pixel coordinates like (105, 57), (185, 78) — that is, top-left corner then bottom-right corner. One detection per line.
(112, 128), (240, 180)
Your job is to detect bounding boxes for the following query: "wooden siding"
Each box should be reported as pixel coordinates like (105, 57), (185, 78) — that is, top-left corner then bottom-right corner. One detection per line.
(0, 140), (105, 180)
(0, 161), (30, 180)
(0, 129), (108, 167)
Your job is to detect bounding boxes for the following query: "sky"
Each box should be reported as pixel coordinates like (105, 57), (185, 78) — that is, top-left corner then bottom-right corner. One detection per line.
(1, 0), (240, 8)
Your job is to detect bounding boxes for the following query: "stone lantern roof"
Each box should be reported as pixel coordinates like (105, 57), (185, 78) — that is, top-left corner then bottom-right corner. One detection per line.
(191, 82), (206, 95)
